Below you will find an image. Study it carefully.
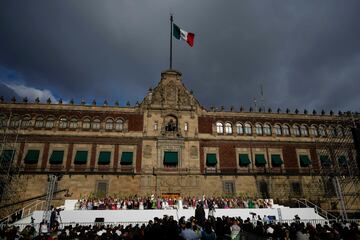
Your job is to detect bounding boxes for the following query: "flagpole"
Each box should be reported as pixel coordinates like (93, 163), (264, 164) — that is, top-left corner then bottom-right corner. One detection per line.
(170, 14), (173, 69)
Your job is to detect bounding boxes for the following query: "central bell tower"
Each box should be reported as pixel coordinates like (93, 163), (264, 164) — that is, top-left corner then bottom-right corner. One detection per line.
(139, 70), (202, 196)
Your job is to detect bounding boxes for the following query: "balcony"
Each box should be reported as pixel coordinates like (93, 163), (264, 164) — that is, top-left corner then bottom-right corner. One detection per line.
(18, 165), (135, 175)
(203, 167), (322, 176)
(152, 167), (199, 175)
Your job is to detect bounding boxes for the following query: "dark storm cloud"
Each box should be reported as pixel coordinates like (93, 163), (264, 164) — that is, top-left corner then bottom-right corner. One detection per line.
(0, 0), (359, 111)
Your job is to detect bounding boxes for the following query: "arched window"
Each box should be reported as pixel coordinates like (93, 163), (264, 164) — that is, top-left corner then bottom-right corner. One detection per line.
(244, 123), (252, 135)
(224, 122), (232, 134)
(82, 118), (91, 129)
(10, 115), (20, 128)
(115, 119), (124, 131)
(236, 123), (244, 135)
(337, 126), (343, 137)
(310, 125), (318, 137)
(92, 118), (101, 129)
(69, 118), (78, 129)
(318, 125), (326, 136)
(326, 126), (336, 137)
(263, 123), (271, 135)
(328, 126), (337, 137)
(255, 123), (263, 135)
(300, 125), (308, 136)
(59, 117), (67, 129)
(45, 117), (55, 128)
(153, 121), (158, 131)
(184, 122), (189, 132)
(35, 116), (44, 128)
(165, 115), (178, 132)
(293, 125), (300, 136)
(21, 116), (31, 128)
(282, 125), (290, 136)
(105, 119), (114, 130)
(274, 124), (282, 136)
(216, 122), (224, 134)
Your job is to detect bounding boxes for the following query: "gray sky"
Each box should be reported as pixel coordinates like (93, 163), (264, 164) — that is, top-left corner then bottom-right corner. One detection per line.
(1, 0), (360, 112)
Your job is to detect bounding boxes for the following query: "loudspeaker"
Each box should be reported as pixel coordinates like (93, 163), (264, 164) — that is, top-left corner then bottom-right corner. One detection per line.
(351, 127), (360, 175)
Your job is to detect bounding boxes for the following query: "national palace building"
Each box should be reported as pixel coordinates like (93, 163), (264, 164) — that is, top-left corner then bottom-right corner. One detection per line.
(1, 70), (359, 215)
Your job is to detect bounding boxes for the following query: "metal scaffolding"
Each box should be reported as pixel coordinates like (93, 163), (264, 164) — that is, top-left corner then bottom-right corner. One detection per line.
(317, 113), (360, 220)
(42, 174), (58, 222)
(0, 110), (25, 218)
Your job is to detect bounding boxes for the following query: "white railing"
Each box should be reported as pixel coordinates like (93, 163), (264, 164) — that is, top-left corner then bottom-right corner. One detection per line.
(293, 198), (337, 220)
(0, 200), (46, 225)
(21, 200), (47, 219)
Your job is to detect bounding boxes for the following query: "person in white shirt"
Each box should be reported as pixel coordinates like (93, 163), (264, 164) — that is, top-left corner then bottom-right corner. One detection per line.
(263, 215), (269, 224)
(230, 219), (241, 240)
(39, 220), (48, 235)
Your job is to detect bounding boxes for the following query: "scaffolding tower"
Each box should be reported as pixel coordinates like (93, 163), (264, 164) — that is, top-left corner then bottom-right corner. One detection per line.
(317, 112), (360, 220)
(0, 110), (25, 218)
(42, 174), (58, 222)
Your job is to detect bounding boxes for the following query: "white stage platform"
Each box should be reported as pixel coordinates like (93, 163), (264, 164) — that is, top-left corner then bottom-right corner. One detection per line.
(17, 207), (323, 225)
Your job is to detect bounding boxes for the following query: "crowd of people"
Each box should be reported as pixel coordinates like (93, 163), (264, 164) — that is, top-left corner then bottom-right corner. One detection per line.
(1, 214), (359, 240)
(74, 194), (273, 210)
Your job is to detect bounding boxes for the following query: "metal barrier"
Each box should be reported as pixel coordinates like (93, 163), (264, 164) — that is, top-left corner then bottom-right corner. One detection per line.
(4, 218), (360, 229)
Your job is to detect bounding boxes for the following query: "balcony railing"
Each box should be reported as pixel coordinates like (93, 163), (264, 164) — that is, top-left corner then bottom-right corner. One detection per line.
(152, 167), (199, 175)
(18, 165), (135, 174)
(204, 167), (322, 176)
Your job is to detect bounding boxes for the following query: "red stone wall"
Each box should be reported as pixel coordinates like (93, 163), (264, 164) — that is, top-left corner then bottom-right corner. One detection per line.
(127, 114), (143, 132)
(113, 144), (119, 170)
(90, 144), (97, 169)
(310, 147), (320, 170)
(17, 142), (25, 165)
(198, 117), (212, 133)
(66, 143), (74, 171)
(199, 146), (205, 173)
(218, 143), (236, 169)
(41, 143), (49, 169)
(136, 143), (142, 172)
(282, 145), (298, 169)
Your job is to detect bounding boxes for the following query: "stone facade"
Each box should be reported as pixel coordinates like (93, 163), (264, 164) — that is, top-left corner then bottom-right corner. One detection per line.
(0, 69), (359, 214)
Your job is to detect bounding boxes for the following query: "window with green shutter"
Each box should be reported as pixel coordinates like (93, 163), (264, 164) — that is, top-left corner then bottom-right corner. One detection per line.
(299, 155), (311, 167)
(74, 151), (88, 165)
(255, 154), (266, 166)
(206, 153), (217, 166)
(49, 150), (64, 164)
(24, 150), (40, 164)
(120, 152), (133, 165)
(271, 154), (283, 167)
(163, 151), (178, 166)
(239, 154), (251, 166)
(0, 150), (15, 167)
(320, 155), (331, 167)
(98, 151), (111, 165)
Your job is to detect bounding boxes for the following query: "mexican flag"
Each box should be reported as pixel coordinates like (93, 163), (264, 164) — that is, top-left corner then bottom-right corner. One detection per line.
(173, 23), (195, 47)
